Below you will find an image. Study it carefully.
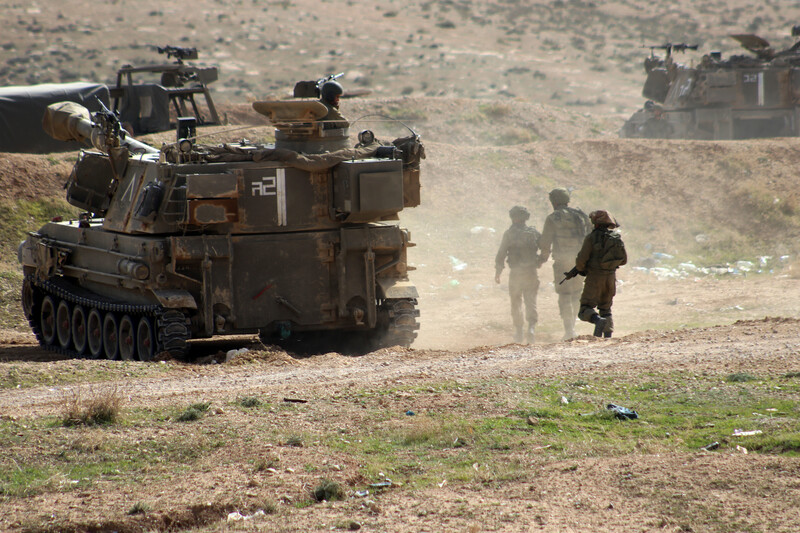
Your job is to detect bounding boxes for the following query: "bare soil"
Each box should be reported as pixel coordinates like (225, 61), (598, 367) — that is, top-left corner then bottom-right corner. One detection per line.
(0, 318), (799, 532)
(1, 1), (800, 531)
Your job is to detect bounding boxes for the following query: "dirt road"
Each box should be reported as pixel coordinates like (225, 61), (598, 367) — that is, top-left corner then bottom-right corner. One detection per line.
(2, 314), (797, 419)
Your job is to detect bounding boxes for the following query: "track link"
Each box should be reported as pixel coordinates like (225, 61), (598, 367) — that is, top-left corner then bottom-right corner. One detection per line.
(25, 275), (190, 360)
(378, 298), (420, 348)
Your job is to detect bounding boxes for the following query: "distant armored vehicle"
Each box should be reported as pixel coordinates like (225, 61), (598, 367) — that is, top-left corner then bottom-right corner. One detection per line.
(19, 89), (423, 360)
(621, 28), (800, 139)
(111, 45), (220, 134)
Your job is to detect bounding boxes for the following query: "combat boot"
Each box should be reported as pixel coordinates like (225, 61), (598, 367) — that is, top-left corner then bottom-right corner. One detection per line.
(513, 327), (523, 343)
(525, 326), (535, 344)
(562, 318), (576, 340)
(601, 315), (613, 338)
(591, 315), (607, 337)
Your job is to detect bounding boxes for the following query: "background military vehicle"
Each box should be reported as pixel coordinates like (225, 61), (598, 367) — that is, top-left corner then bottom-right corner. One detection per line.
(110, 45), (220, 135)
(621, 27), (800, 139)
(18, 87), (424, 360)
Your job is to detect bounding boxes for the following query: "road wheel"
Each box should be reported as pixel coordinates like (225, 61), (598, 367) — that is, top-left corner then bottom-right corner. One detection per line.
(72, 305), (88, 356)
(137, 316), (156, 361)
(56, 300), (72, 349)
(118, 315), (136, 361)
(87, 308), (103, 358)
(102, 312), (119, 360)
(40, 296), (57, 346)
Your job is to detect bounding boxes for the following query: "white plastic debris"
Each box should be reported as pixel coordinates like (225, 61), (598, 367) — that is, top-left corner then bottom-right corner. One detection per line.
(227, 510), (266, 522)
(449, 256), (468, 271)
(733, 429), (763, 437)
(652, 252), (674, 260)
(470, 226), (496, 235)
(225, 347), (249, 362)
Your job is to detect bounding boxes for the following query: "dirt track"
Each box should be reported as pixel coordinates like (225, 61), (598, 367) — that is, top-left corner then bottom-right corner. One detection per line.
(2, 316), (798, 419)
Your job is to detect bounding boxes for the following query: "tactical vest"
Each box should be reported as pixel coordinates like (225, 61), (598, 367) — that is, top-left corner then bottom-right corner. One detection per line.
(549, 207), (590, 259)
(506, 226), (540, 267)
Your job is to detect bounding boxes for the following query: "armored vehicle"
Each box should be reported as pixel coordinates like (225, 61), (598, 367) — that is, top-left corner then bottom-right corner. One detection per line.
(19, 91), (423, 360)
(110, 45), (220, 135)
(621, 28), (800, 139)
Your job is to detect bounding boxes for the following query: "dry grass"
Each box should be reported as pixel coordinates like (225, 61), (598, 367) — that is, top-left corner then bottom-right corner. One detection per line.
(61, 385), (123, 426)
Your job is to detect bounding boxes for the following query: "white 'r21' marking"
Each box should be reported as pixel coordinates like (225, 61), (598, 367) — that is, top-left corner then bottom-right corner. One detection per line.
(252, 177), (277, 196)
(251, 170), (287, 225)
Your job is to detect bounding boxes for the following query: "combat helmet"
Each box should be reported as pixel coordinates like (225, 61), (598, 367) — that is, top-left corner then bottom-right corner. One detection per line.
(549, 187), (570, 206)
(320, 81), (344, 104)
(509, 205), (530, 221)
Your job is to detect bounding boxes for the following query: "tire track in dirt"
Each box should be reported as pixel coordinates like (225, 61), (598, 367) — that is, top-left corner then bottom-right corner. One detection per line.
(1, 318), (797, 419)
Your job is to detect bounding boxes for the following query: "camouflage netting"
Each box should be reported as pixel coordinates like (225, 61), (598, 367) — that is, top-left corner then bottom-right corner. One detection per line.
(199, 135), (424, 172)
(202, 142), (382, 171)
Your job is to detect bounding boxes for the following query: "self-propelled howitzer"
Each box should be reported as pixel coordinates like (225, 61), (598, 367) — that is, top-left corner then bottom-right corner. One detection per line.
(621, 28), (800, 139)
(19, 98), (424, 360)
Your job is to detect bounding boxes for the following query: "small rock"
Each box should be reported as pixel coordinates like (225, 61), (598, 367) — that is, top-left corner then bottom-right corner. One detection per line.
(364, 500), (381, 513)
(348, 521), (361, 531)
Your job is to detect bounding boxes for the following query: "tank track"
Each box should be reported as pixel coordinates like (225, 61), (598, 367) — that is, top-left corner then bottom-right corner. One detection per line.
(24, 275), (190, 361)
(378, 298), (420, 348)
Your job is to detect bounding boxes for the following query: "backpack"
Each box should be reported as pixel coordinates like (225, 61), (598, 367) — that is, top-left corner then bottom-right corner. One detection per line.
(594, 231), (626, 269)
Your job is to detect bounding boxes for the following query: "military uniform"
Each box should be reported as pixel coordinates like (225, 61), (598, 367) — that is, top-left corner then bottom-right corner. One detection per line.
(539, 190), (591, 339)
(495, 207), (541, 343)
(319, 101), (349, 129)
(575, 210), (627, 337)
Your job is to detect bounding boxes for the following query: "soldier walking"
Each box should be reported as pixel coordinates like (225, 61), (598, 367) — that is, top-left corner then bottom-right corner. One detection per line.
(538, 188), (591, 339)
(569, 210), (627, 337)
(495, 206), (541, 344)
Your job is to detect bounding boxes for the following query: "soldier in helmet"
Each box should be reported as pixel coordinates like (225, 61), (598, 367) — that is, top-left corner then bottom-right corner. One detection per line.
(573, 210), (627, 338)
(495, 205), (541, 344)
(318, 80), (349, 130)
(538, 188), (591, 339)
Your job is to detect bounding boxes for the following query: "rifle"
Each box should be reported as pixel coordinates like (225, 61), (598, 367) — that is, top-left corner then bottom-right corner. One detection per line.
(317, 72), (344, 88)
(559, 266), (580, 285)
(157, 45), (198, 63)
(643, 43), (699, 58)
